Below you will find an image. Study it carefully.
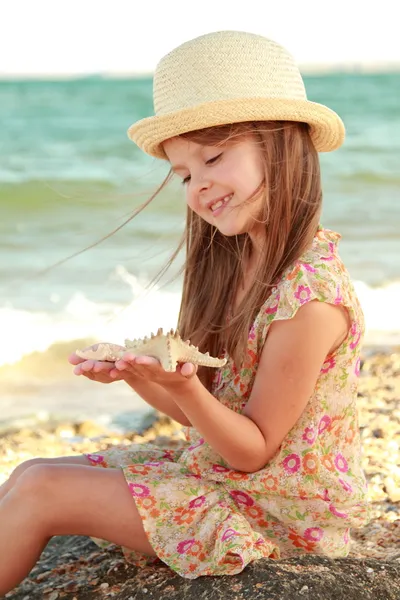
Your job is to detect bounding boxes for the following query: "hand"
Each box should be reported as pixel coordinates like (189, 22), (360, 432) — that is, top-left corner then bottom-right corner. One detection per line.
(68, 344), (126, 384)
(114, 352), (198, 391)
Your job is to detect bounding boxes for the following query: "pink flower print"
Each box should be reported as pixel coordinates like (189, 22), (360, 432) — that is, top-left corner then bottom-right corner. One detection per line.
(221, 528), (241, 542)
(255, 537), (265, 545)
(282, 453), (301, 474)
(212, 464), (231, 473)
(319, 488), (330, 502)
(343, 529), (350, 544)
(85, 454), (104, 464)
(329, 503), (348, 519)
(318, 415), (332, 434)
(339, 478), (353, 493)
(144, 461), (163, 467)
(334, 453), (349, 473)
(349, 322), (361, 350)
(128, 483), (150, 497)
(214, 369), (223, 389)
(188, 438), (205, 451)
(248, 325), (256, 340)
(229, 490), (254, 507)
(321, 356), (336, 374)
(189, 495), (206, 509)
(162, 450), (175, 460)
(302, 426), (317, 445)
(334, 285), (343, 305)
(321, 242), (335, 261)
(354, 357), (361, 377)
(301, 262), (317, 273)
(177, 539), (196, 554)
(303, 527), (324, 542)
(265, 294), (280, 315)
(294, 285), (312, 305)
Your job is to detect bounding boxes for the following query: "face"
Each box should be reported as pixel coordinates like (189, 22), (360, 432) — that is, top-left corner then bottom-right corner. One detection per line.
(163, 135), (266, 247)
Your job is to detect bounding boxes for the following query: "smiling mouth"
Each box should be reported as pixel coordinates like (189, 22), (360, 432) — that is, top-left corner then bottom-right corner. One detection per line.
(210, 194), (233, 213)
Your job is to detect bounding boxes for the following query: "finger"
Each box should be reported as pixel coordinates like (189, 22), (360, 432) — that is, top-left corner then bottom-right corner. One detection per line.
(115, 359), (130, 371)
(68, 353), (84, 365)
(93, 361), (114, 373)
(122, 352), (137, 361)
(180, 362), (197, 378)
(134, 356), (160, 367)
(73, 364), (83, 375)
(81, 360), (95, 372)
(73, 366), (94, 379)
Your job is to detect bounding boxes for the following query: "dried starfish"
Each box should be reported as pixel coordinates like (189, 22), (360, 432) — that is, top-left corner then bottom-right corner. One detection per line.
(76, 327), (227, 372)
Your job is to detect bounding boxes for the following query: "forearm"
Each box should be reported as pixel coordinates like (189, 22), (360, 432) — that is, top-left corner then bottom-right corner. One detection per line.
(124, 377), (192, 426)
(172, 378), (268, 472)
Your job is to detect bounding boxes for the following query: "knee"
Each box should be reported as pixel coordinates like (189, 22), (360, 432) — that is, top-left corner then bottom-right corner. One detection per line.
(11, 462), (56, 497)
(9, 458), (48, 484)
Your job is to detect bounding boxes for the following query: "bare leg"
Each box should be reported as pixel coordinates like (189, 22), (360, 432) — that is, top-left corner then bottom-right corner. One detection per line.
(0, 463), (156, 596)
(0, 488), (52, 595)
(0, 455), (93, 502)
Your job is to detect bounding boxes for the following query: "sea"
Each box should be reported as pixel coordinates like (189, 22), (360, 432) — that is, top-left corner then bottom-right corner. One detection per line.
(0, 72), (399, 434)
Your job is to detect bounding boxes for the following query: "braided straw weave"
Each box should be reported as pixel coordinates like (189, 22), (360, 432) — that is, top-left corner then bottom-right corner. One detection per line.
(128, 31), (345, 157)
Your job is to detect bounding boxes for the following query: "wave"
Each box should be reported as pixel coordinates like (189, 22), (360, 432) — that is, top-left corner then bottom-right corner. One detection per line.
(1, 268), (400, 372)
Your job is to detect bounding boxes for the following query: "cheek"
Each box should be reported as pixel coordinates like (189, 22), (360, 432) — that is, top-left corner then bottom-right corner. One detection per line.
(185, 189), (199, 213)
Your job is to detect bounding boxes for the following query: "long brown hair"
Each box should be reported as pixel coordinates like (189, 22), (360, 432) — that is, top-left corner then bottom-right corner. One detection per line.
(37, 120), (322, 390)
(165, 121), (322, 390)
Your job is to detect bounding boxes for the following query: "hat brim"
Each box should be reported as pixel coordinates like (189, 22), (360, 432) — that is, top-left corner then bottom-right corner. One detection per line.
(127, 97), (345, 158)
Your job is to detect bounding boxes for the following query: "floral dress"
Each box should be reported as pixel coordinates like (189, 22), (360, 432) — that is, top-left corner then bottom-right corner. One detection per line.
(84, 227), (370, 579)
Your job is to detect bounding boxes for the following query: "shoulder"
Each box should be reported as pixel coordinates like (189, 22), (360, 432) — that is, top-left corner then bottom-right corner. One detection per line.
(269, 299), (350, 355)
(260, 227), (353, 323)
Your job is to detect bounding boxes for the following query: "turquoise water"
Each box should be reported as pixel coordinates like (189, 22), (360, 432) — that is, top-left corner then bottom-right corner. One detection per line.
(0, 72), (399, 429)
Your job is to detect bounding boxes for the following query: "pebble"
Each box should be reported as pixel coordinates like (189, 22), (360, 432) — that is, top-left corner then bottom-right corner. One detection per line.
(299, 585), (309, 594)
(383, 476), (400, 502)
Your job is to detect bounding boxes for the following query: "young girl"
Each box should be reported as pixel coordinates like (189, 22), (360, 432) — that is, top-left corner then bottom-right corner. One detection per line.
(0, 31), (370, 592)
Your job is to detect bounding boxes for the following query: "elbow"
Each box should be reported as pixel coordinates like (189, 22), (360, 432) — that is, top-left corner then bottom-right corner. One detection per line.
(228, 458), (268, 474)
(227, 445), (271, 474)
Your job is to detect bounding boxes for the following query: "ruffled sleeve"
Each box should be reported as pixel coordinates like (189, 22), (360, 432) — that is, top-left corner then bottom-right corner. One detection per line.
(254, 228), (364, 351)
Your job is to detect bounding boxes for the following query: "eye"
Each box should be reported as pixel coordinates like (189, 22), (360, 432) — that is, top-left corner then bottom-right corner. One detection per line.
(181, 175), (191, 185)
(180, 153), (223, 185)
(206, 153), (222, 165)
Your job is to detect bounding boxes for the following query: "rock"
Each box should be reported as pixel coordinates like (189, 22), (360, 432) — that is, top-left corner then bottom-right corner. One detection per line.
(75, 420), (111, 439)
(5, 536), (400, 600)
(384, 476), (400, 503)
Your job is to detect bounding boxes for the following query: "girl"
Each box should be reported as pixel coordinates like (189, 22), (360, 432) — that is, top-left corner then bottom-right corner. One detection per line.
(0, 31), (370, 593)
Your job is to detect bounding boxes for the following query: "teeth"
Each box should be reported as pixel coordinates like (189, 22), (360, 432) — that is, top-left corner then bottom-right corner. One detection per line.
(210, 195), (231, 211)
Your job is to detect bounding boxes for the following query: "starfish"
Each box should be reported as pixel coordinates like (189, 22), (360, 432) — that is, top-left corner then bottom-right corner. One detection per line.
(76, 327), (227, 372)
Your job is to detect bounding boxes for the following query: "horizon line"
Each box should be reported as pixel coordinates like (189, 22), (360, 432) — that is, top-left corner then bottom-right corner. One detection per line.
(1, 60), (400, 80)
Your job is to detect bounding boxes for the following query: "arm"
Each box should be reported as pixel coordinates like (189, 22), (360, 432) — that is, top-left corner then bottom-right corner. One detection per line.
(172, 301), (349, 472)
(124, 376), (192, 426)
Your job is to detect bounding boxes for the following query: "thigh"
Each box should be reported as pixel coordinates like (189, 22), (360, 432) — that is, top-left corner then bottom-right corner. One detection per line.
(14, 464), (156, 556)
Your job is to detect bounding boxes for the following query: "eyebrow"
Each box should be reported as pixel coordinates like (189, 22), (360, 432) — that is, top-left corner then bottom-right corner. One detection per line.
(170, 164), (187, 173)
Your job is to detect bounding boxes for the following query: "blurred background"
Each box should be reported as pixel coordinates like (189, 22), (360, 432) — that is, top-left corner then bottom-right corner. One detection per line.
(0, 0), (399, 432)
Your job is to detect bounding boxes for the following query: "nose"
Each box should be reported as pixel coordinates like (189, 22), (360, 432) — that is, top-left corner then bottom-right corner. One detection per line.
(189, 170), (211, 199)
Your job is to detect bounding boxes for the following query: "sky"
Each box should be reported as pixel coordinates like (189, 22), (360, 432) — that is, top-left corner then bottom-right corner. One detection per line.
(1, 0), (399, 77)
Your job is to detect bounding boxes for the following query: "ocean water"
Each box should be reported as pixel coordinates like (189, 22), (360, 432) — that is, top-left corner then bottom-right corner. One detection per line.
(0, 72), (399, 432)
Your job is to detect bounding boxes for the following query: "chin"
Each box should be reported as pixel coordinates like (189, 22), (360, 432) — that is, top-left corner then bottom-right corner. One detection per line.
(217, 221), (249, 237)
(214, 225), (242, 237)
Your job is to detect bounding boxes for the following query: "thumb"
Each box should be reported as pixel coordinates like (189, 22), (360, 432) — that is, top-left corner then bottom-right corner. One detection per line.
(181, 362), (197, 378)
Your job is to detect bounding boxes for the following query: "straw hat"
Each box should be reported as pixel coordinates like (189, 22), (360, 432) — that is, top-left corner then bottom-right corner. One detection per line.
(128, 31), (345, 158)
